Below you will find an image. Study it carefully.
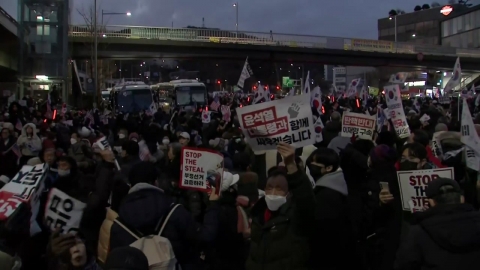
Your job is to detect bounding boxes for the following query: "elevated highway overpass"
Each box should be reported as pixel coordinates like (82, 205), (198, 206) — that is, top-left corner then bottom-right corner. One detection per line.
(68, 25), (480, 71)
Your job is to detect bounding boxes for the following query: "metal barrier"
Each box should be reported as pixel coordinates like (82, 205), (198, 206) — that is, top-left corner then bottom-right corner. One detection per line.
(68, 25), (480, 58)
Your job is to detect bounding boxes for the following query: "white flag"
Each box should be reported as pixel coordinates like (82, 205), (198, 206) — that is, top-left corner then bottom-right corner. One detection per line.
(311, 86), (322, 115)
(346, 78), (361, 98)
(444, 57), (462, 93)
(389, 72), (408, 84)
(303, 71), (311, 94)
(237, 57), (253, 89)
(461, 98), (480, 171)
(313, 116), (324, 143)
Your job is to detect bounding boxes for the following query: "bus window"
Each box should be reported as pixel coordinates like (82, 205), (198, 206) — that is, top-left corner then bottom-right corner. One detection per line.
(175, 86), (207, 106)
(116, 89), (153, 113)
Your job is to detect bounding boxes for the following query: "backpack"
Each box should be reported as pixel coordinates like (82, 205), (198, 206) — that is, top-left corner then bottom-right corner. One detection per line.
(113, 204), (181, 270)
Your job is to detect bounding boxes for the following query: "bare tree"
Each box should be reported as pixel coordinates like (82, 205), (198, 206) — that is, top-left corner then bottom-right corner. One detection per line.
(76, 4), (116, 103)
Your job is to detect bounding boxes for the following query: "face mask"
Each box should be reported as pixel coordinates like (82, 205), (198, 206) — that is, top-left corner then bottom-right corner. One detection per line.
(308, 164), (324, 180)
(70, 138), (77, 145)
(131, 138), (137, 142)
(400, 160), (419, 171)
(118, 134), (126, 139)
(58, 169), (70, 177)
(265, 195), (287, 211)
(162, 139), (170, 145)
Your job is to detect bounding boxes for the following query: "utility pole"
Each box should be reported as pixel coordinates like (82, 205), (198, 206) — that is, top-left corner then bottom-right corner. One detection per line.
(94, 0), (98, 106)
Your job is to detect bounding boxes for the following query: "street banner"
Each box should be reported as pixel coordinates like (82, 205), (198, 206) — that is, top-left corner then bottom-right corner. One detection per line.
(236, 94), (315, 151)
(384, 84), (410, 138)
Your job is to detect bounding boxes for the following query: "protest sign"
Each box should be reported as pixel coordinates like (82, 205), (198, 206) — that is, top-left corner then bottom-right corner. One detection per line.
(431, 131), (445, 158)
(384, 84), (410, 138)
(397, 167), (454, 211)
(44, 188), (86, 234)
(0, 163), (48, 235)
(341, 112), (376, 140)
(95, 137), (121, 170)
(236, 94), (315, 151)
(221, 105), (231, 123)
(180, 147), (223, 194)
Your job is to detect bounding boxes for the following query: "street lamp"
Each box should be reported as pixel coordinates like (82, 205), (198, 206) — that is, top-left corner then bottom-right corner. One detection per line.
(233, 2), (238, 38)
(102, 10), (132, 26)
(388, 16), (397, 42)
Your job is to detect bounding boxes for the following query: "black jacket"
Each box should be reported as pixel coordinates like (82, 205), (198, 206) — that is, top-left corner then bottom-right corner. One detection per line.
(395, 204), (480, 270)
(110, 184), (219, 270)
(246, 169), (315, 270)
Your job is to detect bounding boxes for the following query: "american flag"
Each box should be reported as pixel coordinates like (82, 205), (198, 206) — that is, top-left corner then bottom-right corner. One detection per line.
(210, 96), (220, 111)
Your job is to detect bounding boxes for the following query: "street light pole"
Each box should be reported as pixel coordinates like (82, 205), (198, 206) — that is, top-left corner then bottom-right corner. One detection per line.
(233, 3), (238, 38)
(389, 15), (397, 42)
(94, 0), (98, 106)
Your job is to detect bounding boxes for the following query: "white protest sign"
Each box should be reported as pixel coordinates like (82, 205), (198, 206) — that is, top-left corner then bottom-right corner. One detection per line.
(236, 94), (315, 151)
(180, 147), (223, 193)
(419, 114), (430, 123)
(397, 167), (454, 211)
(341, 112), (376, 140)
(44, 188), (86, 234)
(384, 84), (410, 138)
(95, 137), (121, 170)
(431, 131), (445, 158)
(0, 164), (48, 235)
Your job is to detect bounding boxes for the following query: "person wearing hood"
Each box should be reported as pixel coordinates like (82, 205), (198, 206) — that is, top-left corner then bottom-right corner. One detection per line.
(17, 123), (42, 166)
(246, 142), (315, 270)
(394, 178), (480, 270)
(306, 147), (354, 270)
(0, 127), (19, 178)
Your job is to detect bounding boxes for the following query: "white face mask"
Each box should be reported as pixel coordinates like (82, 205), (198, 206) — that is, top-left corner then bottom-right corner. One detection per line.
(118, 134), (126, 139)
(58, 169), (70, 177)
(162, 139), (170, 145)
(265, 195), (287, 211)
(70, 138), (77, 145)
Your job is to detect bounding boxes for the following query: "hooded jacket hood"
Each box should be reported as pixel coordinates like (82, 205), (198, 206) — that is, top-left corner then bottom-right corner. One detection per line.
(315, 169), (348, 196)
(21, 123), (37, 137)
(416, 204), (480, 253)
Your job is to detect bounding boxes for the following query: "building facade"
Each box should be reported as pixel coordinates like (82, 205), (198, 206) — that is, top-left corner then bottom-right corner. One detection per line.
(17, 0), (71, 100)
(440, 4), (480, 48)
(378, 4), (467, 45)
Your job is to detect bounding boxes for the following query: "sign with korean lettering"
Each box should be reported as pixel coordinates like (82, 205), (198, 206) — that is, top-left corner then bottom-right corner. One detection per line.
(341, 112), (376, 140)
(384, 84), (410, 138)
(0, 164), (48, 235)
(95, 137), (121, 170)
(236, 94), (315, 151)
(397, 168), (454, 211)
(44, 188), (86, 234)
(431, 131), (445, 158)
(180, 147), (223, 194)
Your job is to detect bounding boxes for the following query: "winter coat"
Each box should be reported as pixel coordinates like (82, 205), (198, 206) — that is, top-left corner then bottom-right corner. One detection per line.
(246, 170), (315, 270)
(16, 123), (42, 157)
(0, 136), (19, 178)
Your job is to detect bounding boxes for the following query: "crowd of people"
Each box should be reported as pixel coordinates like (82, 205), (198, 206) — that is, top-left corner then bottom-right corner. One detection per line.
(0, 94), (480, 270)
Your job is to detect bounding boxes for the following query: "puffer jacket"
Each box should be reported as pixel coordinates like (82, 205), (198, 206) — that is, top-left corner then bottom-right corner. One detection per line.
(16, 123), (41, 156)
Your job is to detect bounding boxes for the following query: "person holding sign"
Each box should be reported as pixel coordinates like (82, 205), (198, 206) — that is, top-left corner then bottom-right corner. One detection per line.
(246, 142), (315, 270)
(395, 178), (480, 270)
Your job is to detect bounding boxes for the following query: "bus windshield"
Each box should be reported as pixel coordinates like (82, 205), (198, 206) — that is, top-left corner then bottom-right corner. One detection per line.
(175, 86), (207, 106)
(116, 89), (153, 113)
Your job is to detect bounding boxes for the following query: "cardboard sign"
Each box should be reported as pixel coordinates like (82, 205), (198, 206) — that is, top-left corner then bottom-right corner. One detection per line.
(341, 112), (376, 140)
(384, 84), (410, 138)
(44, 188), (86, 234)
(179, 147), (223, 193)
(397, 167), (454, 211)
(236, 94), (315, 151)
(0, 164), (48, 235)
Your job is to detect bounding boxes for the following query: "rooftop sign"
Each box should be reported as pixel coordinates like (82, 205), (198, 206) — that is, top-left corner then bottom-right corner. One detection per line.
(440, 5), (453, 16)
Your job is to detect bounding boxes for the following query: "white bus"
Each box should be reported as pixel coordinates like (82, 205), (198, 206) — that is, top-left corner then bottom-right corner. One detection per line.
(152, 80), (207, 108)
(110, 81), (155, 114)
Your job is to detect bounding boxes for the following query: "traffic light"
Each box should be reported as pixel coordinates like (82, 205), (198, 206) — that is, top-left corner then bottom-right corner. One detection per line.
(217, 80), (221, 84)
(276, 85), (280, 90)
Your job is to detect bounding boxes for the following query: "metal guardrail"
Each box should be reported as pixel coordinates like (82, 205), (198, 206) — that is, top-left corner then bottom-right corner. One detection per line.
(68, 25), (480, 59)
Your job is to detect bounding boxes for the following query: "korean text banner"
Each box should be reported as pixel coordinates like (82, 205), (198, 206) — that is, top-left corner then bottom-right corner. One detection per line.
(397, 167), (454, 211)
(180, 147), (223, 194)
(235, 94), (315, 151)
(384, 84), (410, 139)
(0, 163), (48, 235)
(341, 112), (376, 140)
(44, 188), (86, 234)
